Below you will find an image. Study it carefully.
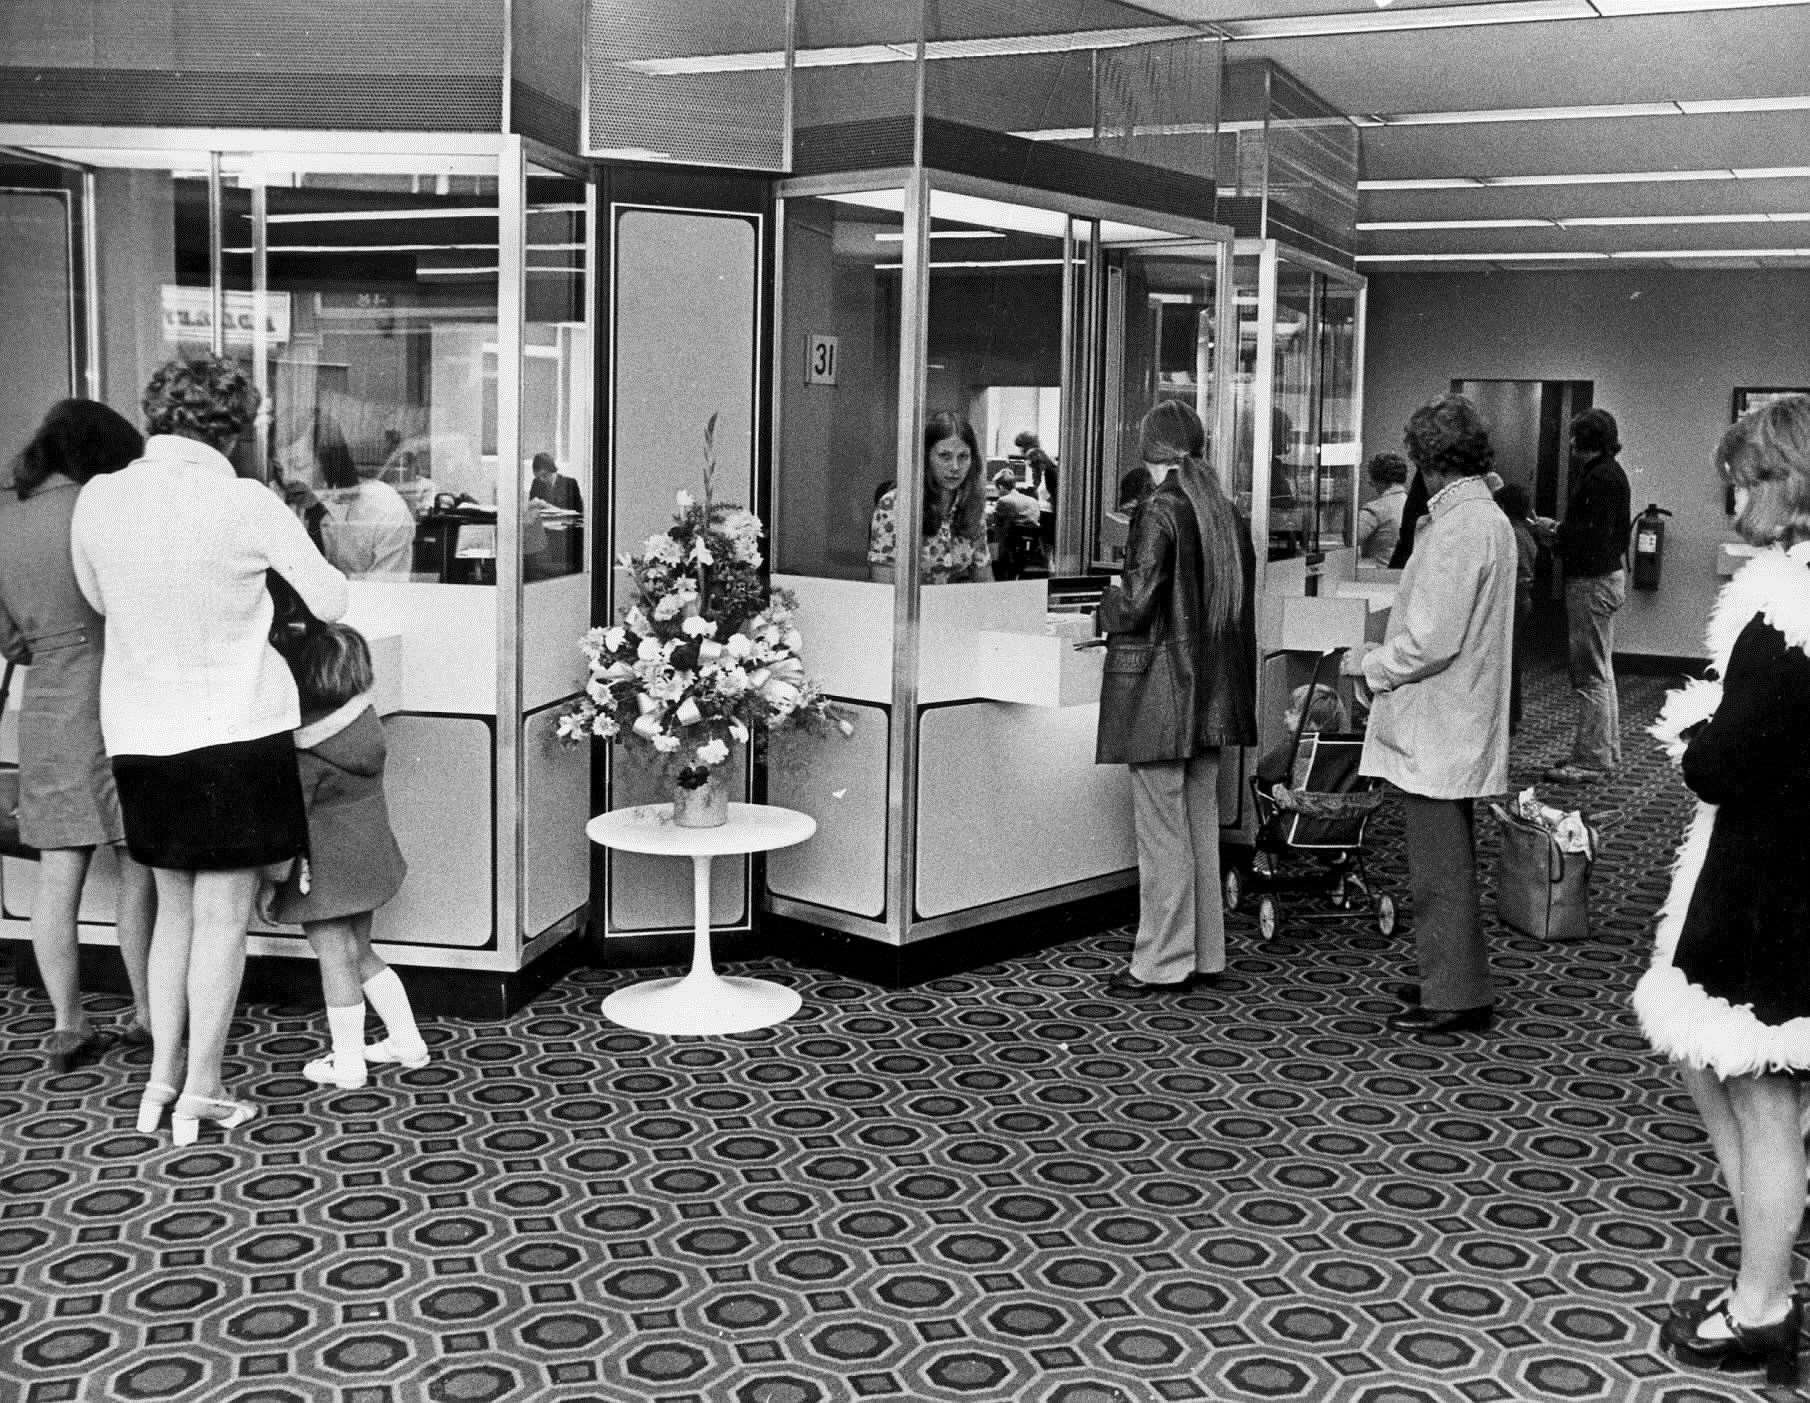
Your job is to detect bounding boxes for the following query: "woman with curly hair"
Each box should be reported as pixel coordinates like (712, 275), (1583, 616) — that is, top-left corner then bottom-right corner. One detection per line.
(0, 399), (156, 1071)
(867, 412), (993, 585)
(70, 355), (348, 1144)
(1636, 394), (1810, 1386)
(1350, 394), (1516, 1038)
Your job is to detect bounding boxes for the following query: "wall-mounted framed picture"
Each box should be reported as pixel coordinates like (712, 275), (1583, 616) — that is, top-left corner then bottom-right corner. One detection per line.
(1733, 386), (1810, 420)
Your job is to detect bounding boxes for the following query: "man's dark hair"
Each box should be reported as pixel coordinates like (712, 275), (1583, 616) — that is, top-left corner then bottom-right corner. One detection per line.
(1569, 408), (1620, 459)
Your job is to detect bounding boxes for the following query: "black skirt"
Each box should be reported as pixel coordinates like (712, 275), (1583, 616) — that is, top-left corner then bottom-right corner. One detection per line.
(113, 731), (307, 871)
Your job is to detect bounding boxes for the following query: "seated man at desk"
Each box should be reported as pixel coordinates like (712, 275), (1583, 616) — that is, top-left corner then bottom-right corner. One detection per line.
(529, 453), (584, 514)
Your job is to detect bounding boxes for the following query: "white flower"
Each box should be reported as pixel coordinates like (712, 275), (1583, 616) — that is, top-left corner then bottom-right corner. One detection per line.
(652, 593), (684, 621)
(724, 633), (753, 660)
(591, 713), (620, 739)
(782, 628), (804, 654)
(676, 490), (695, 509)
(689, 536), (715, 566)
(729, 720), (749, 744)
(681, 615), (718, 638)
(625, 606), (650, 635)
(556, 711), (590, 742)
(651, 733), (681, 753)
(696, 737), (729, 767)
(602, 625), (627, 653)
(586, 677), (612, 703)
(636, 637), (663, 661)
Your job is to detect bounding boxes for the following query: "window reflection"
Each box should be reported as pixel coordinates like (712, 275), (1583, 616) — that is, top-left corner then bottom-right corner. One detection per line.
(227, 157), (502, 583)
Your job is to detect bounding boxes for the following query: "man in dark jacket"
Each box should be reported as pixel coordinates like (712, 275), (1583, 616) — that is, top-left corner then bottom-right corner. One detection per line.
(1543, 408), (1631, 784)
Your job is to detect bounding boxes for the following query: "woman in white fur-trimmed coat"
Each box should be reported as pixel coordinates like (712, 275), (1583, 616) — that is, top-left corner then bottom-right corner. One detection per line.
(1634, 394), (1810, 1386)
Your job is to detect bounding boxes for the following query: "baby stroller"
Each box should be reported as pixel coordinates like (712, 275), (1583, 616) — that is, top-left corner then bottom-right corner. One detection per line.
(1225, 649), (1396, 941)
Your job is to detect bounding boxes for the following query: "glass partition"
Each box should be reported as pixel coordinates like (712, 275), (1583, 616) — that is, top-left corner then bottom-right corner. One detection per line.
(522, 163), (590, 582)
(1232, 241), (1365, 563)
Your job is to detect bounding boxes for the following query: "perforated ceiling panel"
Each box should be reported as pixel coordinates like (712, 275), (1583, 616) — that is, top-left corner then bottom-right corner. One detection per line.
(586, 0), (789, 170)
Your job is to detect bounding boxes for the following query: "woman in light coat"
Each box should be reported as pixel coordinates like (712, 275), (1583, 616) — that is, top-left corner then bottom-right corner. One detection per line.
(1352, 394), (1515, 1037)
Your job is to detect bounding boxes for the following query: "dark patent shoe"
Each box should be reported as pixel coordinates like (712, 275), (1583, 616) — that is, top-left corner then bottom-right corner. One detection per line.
(1661, 1296), (1801, 1387)
(117, 1018), (153, 1047)
(1107, 971), (1216, 999)
(1385, 982), (1422, 1006)
(1385, 1005), (1492, 1037)
(44, 1028), (116, 1074)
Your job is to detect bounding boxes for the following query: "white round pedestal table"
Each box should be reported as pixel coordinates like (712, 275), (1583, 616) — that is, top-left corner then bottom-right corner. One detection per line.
(586, 802), (816, 1035)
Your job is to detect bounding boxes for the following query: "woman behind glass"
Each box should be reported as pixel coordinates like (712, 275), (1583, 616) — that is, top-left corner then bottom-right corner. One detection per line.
(0, 400), (156, 1071)
(1636, 395), (1810, 1386)
(868, 412), (994, 584)
(1095, 400), (1256, 996)
(70, 355), (349, 1144)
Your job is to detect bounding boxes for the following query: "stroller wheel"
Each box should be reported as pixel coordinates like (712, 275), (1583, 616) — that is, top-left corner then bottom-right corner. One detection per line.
(1375, 893), (1397, 936)
(1223, 867), (1243, 914)
(1258, 895), (1280, 942)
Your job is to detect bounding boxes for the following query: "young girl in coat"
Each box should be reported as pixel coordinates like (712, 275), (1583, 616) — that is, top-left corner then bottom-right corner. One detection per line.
(266, 622), (426, 1089)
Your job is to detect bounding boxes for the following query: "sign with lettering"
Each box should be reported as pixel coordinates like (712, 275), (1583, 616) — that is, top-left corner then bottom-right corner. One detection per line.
(160, 286), (292, 347)
(805, 333), (838, 386)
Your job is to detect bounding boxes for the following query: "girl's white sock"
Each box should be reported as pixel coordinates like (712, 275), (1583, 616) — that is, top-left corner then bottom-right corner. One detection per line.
(326, 1001), (367, 1059)
(362, 968), (422, 1048)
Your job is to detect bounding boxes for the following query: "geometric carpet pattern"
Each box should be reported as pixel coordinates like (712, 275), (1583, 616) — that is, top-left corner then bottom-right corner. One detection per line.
(1, 663), (1801, 1402)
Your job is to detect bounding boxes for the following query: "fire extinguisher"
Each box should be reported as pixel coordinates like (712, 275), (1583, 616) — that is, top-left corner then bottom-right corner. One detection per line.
(1632, 503), (1671, 591)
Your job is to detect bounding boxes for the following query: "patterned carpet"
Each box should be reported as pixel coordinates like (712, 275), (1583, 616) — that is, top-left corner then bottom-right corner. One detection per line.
(2, 659), (1801, 1403)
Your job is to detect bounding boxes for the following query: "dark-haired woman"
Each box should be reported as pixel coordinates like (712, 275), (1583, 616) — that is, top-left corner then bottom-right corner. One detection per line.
(1352, 394), (1515, 1038)
(1636, 394), (1810, 1386)
(1096, 399), (1256, 997)
(868, 412), (994, 584)
(70, 355), (348, 1144)
(0, 400), (155, 1072)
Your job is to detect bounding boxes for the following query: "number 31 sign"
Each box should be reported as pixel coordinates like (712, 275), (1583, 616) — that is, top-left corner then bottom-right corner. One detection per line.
(805, 333), (839, 386)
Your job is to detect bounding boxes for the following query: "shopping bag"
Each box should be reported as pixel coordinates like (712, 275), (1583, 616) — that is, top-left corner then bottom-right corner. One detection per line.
(1491, 802), (1594, 942)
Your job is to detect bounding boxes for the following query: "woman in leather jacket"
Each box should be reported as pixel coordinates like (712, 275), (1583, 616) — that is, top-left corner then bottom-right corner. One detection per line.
(1095, 400), (1256, 996)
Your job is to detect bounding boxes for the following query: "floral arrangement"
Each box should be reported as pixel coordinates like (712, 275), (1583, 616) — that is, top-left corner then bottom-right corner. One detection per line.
(556, 416), (849, 789)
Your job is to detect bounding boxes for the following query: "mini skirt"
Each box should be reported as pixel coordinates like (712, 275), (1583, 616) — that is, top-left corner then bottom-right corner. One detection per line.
(112, 731), (307, 871)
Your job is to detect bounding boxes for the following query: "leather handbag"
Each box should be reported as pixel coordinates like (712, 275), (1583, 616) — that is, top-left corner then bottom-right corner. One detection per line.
(0, 661), (40, 861)
(266, 569), (325, 665)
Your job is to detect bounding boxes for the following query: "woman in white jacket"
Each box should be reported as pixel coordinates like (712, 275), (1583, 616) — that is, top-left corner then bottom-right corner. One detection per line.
(1351, 394), (1516, 1038)
(71, 356), (348, 1144)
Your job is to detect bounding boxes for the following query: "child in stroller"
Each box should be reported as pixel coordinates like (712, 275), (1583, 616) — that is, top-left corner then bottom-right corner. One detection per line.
(1228, 652), (1396, 941)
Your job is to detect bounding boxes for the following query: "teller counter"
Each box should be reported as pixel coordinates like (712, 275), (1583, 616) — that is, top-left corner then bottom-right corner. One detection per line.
(1, 574), (594, 1017)
(761, 575), (1142, 973)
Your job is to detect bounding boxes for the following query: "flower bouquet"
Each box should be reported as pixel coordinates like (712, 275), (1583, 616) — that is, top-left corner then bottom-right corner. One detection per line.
(557, 416), (850, 826)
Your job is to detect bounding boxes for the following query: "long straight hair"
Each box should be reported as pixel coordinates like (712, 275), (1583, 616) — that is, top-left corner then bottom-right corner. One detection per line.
(921, 411), (987, 543)
(1139, 399), (1244, 638)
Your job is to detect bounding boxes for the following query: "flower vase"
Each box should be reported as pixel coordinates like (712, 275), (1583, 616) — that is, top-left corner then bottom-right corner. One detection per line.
(672, 771), (728, 828)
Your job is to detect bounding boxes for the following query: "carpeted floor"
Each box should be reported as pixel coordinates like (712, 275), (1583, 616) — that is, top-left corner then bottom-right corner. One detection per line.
(3, 658), (1799, 1403)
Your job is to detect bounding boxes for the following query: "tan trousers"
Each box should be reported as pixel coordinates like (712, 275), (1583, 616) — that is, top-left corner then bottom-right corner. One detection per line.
(1127, 749), (1225, 983)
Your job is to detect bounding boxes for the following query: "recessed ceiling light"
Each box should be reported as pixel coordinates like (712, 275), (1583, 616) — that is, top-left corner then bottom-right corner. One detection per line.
(1357, 218), (1555, 230)
(1355, 251), (1611, 262)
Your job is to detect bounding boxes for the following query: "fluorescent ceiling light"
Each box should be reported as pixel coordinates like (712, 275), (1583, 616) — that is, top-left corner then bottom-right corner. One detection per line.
(1357, 251), (1610, 261)
(874, 258), (1078, 270)
(1358, 218), (1553, 230)
(1609, 245), (1810, 256)
(623, 24), (1201, 77)
(1593, 0), (1810, 12)
(1214, 1), (1589, 40)
(1359, 168), (1810, 189)
(1360, 213), (1810, 231)
(873, 230), (1006, 242)
(265, 208), (495, 225)
(225, 243), (497, 254)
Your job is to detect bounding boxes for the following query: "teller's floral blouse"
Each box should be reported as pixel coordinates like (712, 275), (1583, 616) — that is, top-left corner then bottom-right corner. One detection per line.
(867, 489), (989, 584)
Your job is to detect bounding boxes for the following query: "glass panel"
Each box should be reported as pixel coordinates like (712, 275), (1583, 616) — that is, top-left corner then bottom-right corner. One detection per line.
(0, 152), (88, 465)
(1100, 238), (1223, 569)
(1315, 279), (1361, 554)
(1268, 260), (1315, 561)
(232, 155), (501, 583)
(922, 190), (1073, 586)
(522, 163), (589, 583)
(772, 189), (907, 581)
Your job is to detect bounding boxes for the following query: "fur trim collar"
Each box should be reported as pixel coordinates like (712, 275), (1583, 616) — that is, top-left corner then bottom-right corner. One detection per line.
(294, 693), (374, 750)
(1704, 542), (1810, 674)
